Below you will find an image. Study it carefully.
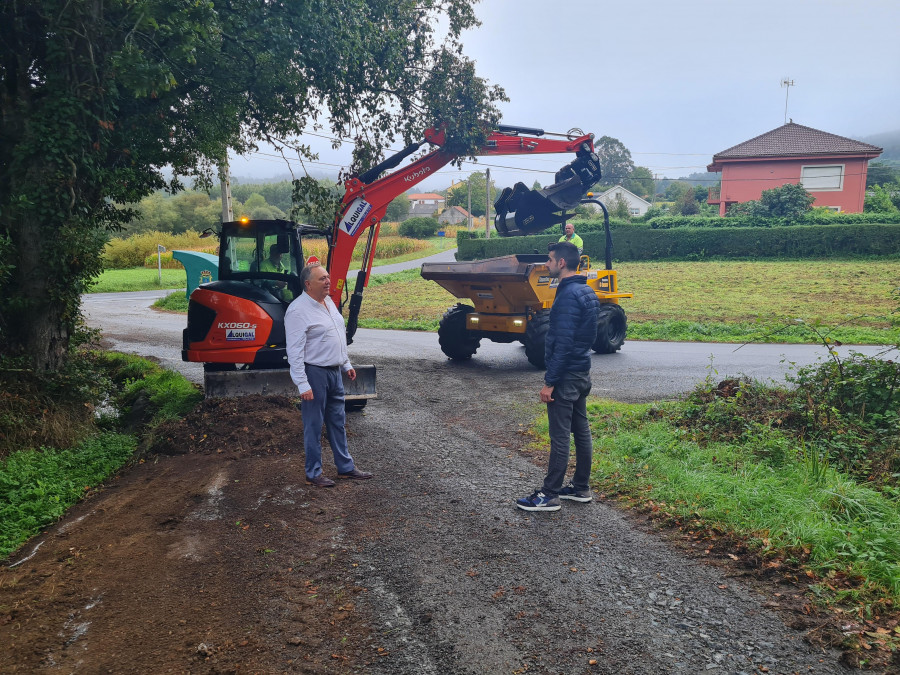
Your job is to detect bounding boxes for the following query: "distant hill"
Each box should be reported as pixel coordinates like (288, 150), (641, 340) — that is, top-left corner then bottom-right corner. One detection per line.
(231, 170), (337, 185)
(860, 129), (900, 162)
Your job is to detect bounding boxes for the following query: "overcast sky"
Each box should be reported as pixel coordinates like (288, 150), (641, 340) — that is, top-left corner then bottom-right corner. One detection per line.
(228, 0), (900, 191)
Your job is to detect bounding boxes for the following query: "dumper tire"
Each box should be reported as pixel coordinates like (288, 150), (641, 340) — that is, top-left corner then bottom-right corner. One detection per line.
(438, 304), (481, 361)
(524, 309), (550, 369)
(345, 399), (368, 412)
(593, 303), (627, 354)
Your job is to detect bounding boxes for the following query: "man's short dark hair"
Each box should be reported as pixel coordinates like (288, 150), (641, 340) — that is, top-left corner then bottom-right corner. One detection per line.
(548, 241), (579, 271)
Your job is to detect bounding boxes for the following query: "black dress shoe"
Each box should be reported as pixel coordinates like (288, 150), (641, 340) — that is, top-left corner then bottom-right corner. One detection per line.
(337, 468), (373, 480)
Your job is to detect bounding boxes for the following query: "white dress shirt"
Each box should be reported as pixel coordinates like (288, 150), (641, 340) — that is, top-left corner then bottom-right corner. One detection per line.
(284, 292), (353, 394)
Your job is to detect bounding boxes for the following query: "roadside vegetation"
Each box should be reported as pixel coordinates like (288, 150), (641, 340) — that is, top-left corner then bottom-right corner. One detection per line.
(527, 339), (900, 665)
(0, 350), (202, 558)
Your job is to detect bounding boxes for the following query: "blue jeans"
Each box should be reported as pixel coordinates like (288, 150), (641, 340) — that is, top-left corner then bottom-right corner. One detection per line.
(542, 370), (593, 497)
(300, 365), (355, 479)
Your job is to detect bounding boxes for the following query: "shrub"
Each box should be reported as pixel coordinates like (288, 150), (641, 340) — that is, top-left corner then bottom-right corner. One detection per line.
(457, 222), (900, 261)
(399, 217), (439, 239)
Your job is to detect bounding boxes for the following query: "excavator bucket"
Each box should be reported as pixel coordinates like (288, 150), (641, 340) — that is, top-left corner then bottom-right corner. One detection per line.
(204, 365), (377, 402)
(494, 147), (602, 236)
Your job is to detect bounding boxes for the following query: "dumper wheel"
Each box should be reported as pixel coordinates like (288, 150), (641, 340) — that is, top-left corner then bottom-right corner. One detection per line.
(593, 303), (627, 354)
(524, 310), (550, 369)
(438, 304), (481, 361)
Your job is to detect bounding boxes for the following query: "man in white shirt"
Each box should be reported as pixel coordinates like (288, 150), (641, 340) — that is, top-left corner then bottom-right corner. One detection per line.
(285, 263), (373, 487)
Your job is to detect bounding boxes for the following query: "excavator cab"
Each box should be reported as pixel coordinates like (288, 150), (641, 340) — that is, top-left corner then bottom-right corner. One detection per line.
(218, 219), (304, 303)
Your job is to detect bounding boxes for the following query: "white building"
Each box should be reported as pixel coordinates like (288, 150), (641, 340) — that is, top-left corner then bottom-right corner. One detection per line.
(595, 186), (651, 217)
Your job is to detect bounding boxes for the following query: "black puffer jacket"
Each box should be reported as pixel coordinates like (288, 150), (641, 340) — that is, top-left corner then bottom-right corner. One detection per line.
(544, 275), (600, 386)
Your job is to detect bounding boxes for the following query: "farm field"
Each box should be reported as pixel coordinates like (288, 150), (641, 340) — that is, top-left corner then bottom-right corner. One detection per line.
(360, 259), (900, 344)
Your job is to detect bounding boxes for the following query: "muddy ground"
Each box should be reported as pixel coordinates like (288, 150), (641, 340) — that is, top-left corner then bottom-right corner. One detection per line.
(0, 355), (884, 673)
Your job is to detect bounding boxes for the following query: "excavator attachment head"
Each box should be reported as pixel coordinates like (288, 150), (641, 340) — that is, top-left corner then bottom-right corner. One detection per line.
(494, 145), (601, 237)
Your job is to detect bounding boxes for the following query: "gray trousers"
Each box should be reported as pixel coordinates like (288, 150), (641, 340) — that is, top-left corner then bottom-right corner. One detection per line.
(542, 370), (593, 497)
(300, 364), (355, 479)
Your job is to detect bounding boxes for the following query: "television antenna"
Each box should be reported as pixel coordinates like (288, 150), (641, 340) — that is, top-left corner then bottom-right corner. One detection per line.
(780, 77), (795, 125)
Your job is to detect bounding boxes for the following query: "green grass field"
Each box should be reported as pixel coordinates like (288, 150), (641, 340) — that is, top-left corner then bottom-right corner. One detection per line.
(359, 260), (900, 344)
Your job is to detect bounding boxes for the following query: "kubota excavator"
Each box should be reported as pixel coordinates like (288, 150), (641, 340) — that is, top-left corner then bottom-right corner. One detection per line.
(182, 124), (603, 401)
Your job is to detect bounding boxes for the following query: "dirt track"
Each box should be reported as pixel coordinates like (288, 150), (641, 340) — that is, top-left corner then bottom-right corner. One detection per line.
(1, 353), (862, 674)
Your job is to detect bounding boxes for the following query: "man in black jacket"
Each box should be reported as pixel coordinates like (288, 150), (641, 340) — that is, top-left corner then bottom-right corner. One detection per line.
(517, 241), (600, 511)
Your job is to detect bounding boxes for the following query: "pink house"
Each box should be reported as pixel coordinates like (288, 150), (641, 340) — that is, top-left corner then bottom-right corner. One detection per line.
(707, 122), (882, 215)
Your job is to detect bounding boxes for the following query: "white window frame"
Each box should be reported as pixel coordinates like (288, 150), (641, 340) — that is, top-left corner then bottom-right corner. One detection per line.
(629, 207), (641, 216)
(800, 164), (844, 192)
(823, 206), (841, 212)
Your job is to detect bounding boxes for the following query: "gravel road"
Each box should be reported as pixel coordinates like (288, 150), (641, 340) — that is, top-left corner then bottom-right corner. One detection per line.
(333, 356), (852, 675)
(52, 289), (891, 672)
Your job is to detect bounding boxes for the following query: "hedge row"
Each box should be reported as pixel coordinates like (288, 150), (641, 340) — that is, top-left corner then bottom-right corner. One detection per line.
(456, 223), (900, 261)
(646, 211), (900, 229)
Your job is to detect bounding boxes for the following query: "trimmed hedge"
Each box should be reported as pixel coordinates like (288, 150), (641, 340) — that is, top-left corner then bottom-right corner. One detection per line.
(645, 211), (900, 229)
(457, 223), (900, 261)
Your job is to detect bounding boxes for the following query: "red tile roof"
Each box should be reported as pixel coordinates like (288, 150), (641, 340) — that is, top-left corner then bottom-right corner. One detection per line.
(407, 193), (445, 201)
(712, 122), (882, 161)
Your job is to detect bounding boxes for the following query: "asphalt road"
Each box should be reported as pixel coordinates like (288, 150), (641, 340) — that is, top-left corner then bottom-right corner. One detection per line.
(81, 288), (894, 403)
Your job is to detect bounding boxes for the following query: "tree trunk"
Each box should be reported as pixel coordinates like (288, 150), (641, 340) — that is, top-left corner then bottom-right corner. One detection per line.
(5, 213), (70, 371)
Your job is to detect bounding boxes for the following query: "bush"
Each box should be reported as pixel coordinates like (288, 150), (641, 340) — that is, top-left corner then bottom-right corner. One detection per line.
(457, 222), (900, 261)
(399, 217), (439, 239)
(643, 211), (900, 230)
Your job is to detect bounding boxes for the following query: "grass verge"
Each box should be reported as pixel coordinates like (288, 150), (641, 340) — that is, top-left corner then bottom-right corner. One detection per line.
(90, 268), (188, 292)
(581, 403), (900, 600)
(0, 350), (203, 559)
(526, 356), (900, 663)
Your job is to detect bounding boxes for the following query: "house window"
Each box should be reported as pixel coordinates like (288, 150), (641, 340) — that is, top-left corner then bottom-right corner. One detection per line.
(629, 208), (640, 216)
(823, 206), (841, 213)
(800, 165), (844, 191)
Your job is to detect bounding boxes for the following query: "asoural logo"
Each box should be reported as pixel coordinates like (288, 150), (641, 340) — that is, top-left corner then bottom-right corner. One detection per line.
(403, 166), (431, 183)
(340, 198), (373, 238)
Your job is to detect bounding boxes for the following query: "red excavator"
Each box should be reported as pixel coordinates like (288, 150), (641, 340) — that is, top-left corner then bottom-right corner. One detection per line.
(182, 124), (603, 402)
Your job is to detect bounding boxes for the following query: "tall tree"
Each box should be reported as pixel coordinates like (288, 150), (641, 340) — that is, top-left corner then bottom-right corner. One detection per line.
(445, 172), (499, 216)
(758, 183), (814, 219)
(1, 0), (505, 371)
(677, 188), (700, 216)
(594, 136), (635, 186)
(624, 166), (655, 198)
(866, 162), (900, 188)
(385, 194), (411, 222)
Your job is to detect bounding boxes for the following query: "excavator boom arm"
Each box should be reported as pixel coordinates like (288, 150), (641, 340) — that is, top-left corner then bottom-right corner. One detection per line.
(326, 127), (599, 342)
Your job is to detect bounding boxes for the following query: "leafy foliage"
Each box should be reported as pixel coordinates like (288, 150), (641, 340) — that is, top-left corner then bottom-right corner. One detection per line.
(399, 217), (440, 239)
(1, 0), (505, 371)
(623, 166), (655, 198)
(728, 183), (815, 220)
(445, 171), (499, 216)
(865, 184), (900, 213)
(459, 221), (900, 262)
(0, 433), (137, 558)
(385, 194), (411, 222)
(594, 136), (635, 186)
